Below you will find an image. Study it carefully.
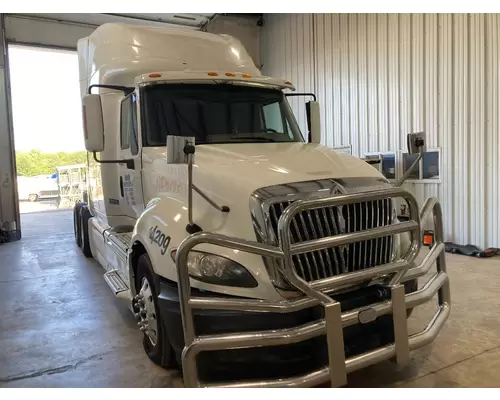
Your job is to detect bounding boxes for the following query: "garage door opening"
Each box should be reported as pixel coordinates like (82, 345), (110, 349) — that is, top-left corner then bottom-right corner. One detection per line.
(8, 45), (86, 220)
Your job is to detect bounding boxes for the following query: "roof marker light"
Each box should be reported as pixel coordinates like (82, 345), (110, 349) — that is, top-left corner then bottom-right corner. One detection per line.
(208, 72), (219, 76)
(149, 73), (162, 78)
(225, 72), (236, 77)
(242, 74), (252, 78)
(284, 80), (293, 85)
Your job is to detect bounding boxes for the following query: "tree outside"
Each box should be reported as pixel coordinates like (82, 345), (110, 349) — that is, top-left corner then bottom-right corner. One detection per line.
(16, 150), (87, 177)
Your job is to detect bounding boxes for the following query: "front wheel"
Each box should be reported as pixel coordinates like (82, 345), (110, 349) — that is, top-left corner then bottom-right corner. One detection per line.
(134, 253), (176, 368)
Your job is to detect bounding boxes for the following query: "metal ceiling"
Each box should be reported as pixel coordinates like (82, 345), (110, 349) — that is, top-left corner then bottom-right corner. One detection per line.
(8, 13), (217, 30)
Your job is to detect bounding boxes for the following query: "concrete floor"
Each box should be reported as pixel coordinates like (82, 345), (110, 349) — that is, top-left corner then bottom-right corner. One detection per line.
(1, 209), (500, 388)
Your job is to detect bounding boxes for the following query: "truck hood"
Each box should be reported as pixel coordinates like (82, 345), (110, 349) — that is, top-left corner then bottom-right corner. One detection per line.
(191, 142), (382, 191)
(143, 142), (386, 205)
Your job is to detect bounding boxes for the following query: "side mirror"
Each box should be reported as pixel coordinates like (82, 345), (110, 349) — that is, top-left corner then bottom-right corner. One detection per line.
(82, 94), (104, 152)
(306, 101), (321, 144)
(166, 135), (196, 164)
(407, 132), (426, 155)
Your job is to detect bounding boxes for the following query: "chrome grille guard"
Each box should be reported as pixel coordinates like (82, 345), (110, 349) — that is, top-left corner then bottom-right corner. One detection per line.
(174, 187), (451, 388)
(268, 197), (395, 282)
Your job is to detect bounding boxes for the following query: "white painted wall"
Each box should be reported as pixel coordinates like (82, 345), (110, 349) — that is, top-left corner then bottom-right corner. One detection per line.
(262, 13), (500, 248)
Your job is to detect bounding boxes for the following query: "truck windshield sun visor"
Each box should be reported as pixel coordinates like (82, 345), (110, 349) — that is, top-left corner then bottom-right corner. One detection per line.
(141, 84), (305, 146)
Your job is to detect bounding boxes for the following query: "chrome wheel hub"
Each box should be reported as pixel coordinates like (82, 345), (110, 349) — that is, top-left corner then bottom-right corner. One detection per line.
(134, 277), (158, 346)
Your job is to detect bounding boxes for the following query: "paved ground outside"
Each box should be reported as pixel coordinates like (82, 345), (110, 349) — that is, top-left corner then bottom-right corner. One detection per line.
(19, 199), (73, 214)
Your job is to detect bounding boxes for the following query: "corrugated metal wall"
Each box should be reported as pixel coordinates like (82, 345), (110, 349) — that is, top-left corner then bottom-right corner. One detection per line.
(261, 14), (315, 132)
(261, 13), (500, 248)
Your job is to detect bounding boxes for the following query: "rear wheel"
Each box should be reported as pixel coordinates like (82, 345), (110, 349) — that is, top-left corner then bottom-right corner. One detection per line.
(73, 203), (83, 247)
(79, 206), (92, 258)
(134, 253), (176, 368)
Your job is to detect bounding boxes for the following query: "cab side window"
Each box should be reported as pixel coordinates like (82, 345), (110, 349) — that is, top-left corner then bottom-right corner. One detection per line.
(120, 94), (139, 155)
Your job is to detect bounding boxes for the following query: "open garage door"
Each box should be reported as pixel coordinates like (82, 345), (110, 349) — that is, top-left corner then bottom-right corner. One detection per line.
(1, 13), (215, 242)
(4, 13), (215, 49)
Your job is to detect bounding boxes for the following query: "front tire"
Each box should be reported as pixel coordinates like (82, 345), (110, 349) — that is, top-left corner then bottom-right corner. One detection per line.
(135, 253), (176, 368)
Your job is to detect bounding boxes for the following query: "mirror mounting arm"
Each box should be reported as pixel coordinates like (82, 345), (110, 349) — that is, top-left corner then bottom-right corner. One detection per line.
(183, 144), (230, 235)
(92, 152), (135, 170)
(166, 136), (229, 235)
(393, 152), (422, 188)
(192, 184), (230, 213)
(394, 132), (426, 187)
(184, 145), (202, 234)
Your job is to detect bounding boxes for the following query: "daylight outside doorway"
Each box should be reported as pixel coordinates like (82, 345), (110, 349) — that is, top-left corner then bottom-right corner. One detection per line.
(8, 45), (86, 217)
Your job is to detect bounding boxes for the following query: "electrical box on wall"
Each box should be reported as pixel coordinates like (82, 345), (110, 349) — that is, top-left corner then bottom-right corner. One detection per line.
(401, 148), (441, 183)
(363, 148), (441, 184)
(364, 152), (397, 182)
(381, 153), (396, 180)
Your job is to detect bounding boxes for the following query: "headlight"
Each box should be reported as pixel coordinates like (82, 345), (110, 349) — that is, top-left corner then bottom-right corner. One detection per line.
(172, 250), (258, 288)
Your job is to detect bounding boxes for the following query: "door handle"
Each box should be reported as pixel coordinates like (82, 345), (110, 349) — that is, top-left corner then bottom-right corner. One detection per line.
(119, 176), (124, 197)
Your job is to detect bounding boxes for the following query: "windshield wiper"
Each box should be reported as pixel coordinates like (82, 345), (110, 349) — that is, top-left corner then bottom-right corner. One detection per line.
(228, 136), (277, 142)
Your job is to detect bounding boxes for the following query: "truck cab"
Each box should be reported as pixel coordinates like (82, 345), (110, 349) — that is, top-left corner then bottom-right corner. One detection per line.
(74, 23), (450, 388)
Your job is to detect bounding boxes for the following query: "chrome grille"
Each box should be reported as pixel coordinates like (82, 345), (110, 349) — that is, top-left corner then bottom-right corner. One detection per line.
(268, 199), (394, 282)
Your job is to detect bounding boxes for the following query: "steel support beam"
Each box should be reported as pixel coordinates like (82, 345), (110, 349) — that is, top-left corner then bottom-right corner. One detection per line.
(0, 14), (20, 243)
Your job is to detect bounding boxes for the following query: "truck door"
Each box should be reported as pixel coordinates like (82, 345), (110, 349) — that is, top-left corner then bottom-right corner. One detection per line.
(118, 92), (145, 220)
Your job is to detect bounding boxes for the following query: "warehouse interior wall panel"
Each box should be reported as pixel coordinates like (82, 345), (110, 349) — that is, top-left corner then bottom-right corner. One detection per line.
(261, 13), (500, 248)
(261, 14), (315, 138)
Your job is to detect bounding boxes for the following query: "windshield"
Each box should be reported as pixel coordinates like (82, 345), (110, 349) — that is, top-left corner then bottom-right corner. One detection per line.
(141, 83), (305, 146)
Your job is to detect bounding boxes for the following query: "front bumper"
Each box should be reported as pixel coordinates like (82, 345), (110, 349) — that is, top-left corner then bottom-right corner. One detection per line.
(158, 279), (419, 383)
(174, 271), (449, 387)
(172, 190), (451, 388)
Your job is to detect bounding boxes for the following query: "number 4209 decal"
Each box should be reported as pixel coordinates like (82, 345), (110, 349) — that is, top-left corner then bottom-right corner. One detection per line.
(148, 226), (171, 256)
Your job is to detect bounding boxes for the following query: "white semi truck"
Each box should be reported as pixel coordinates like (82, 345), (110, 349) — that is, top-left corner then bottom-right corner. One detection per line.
(74, 23), (450, 388)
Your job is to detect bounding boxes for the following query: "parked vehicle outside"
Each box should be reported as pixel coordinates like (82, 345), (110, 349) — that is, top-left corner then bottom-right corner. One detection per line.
(17, 173), (58, 202)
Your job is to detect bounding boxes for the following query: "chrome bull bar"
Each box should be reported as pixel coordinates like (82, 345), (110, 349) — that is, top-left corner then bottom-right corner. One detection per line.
(175, 188), (451, 388)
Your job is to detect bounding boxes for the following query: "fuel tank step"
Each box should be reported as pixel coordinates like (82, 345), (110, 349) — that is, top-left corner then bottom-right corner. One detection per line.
(104, 270), (129, 295)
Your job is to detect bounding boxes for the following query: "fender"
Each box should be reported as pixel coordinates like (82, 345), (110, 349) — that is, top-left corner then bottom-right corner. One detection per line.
(131, 195), (284, 301)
